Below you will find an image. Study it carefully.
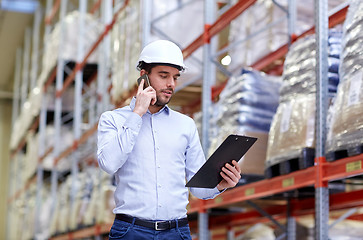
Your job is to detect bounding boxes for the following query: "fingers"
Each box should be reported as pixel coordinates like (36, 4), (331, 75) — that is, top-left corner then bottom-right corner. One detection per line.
(150, 91), (157, 105)
(133, 83), (156, 116)
(220, 160), (241, 187)
(232, 160), (241, 174)
(137, 78), (144, 93)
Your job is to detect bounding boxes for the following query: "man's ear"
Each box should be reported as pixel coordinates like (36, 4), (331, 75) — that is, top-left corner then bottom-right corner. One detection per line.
(140, 69), (148, 76)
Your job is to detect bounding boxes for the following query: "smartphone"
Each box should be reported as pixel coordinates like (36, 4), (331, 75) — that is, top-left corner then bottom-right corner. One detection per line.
(137, 74), (150, 89)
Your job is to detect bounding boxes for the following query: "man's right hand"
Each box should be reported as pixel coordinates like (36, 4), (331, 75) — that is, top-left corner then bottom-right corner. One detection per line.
(133, 79), (157, 117)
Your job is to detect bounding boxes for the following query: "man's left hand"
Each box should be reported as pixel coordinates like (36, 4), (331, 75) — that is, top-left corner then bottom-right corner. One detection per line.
(217, 160), (241, 191)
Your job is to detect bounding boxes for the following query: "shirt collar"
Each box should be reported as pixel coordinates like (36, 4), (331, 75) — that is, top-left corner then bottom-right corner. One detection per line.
(130, 97), (170, 115)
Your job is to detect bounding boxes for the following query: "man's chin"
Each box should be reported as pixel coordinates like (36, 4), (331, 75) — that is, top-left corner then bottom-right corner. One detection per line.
(155, 97), (171, 107)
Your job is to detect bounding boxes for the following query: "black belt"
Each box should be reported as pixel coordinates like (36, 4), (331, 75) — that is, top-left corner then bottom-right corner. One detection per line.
(115, 214), (188, 231)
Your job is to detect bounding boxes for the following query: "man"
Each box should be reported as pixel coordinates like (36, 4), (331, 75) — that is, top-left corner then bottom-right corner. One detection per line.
(97, 40), (241, 239)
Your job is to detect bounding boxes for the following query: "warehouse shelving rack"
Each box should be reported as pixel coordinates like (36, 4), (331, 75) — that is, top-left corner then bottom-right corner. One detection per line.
(180, 1), (354, 240)
(7, 0), (130, 239)
(7, 0), (361, 240)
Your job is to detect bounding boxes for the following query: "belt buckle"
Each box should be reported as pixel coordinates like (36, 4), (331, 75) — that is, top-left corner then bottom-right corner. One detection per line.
(154, 221), (169, 231)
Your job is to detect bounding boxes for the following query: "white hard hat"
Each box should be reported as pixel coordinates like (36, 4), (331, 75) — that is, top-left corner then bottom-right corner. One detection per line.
(136, 40), (186, 71)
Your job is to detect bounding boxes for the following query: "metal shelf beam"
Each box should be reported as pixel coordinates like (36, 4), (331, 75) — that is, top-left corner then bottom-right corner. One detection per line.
(182, 0), (257, 59)
(188, 154), (363, 214)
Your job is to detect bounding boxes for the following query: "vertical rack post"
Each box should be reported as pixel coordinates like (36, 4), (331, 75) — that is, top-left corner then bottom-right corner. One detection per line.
(199, 0), (216, 239)
(20, 28), (32, 108)
(227, 226), (235, 240)
(314, 0), (329, 239)
(97, 0), (112, 115)
(8, 47), (22, 240)
(287, 198), (296, 240)
(287, 0), (296, 45)
(50, 0), (67, 221)
(32, 6), (44, 239)
(70, 0), (87, 214)
(11, 49), (22, 128)
(141, 0), (152, 47)
(34, 2), (53, 238)
(30, 6), (42, 91)
(35, 95), (47, 240)
(42, 0), (54, 71)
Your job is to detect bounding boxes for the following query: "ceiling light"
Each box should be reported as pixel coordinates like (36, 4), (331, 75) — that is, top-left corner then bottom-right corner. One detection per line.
(221, 55), (231, 66)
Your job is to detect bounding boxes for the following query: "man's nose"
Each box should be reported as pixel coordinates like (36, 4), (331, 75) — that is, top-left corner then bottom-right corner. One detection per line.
(166, 77), (175, 88)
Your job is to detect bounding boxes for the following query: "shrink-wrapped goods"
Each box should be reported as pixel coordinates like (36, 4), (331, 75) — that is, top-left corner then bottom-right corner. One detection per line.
(266, 30), (342, 174)
(151, 0), (205, 85)
(95, 171), (116, 224)
(24, 130), (38, 181)
(76, 170), (95, 227)
(110, 1), (141, 105)
(228, 0), (344, 74)
(35, 188), (53, 240)
(236, 223), (275, 240)
(205, 69), (281, 175)
(69, 176), (83, 230)
(10, 86), (42, 150)
(10, 10), (100, 151)
(327, 0), (363, 157)
(41, 125), (73, 172)
(266, 94), (316, 167)
(42, 11), (101, 76)
(83, 175), (100, 226)
(279, 31), (342, 102)
(24, 186), (36, 240)
(59, 180), (71, 233)
(111, 0), (207, 105)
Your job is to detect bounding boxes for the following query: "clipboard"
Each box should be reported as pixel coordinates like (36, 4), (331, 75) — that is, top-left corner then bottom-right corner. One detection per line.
(185, 134), (257, 188)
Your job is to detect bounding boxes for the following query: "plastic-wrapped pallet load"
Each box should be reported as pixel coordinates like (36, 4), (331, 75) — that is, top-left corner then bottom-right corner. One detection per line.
(228, 0), (344, 75)
(209, 69), (281, 175)
(111, 0), (207, 106)
(76, 168), (96, 227)
(266, 94), (316, 175)
(110, 1), (141, 106)
(42, 11), (101, 76)
(82, 172), (101, 226)
(297, 215), (363, 239)
(35, 187), (53, 240)
(49, 179), (70, 235)
(24, 130), (39, 181)
(41, 125), (73, 173)
(24, 185), (36, 240)
(266, 30), (342, 177)
(95, 171), (116, 224)
(10, 87), (42, 151)
(326, 0), (363, 159)
(236, 223), (275, 240)
(151, 0), (206, 86)
(10, 11), (101, 152)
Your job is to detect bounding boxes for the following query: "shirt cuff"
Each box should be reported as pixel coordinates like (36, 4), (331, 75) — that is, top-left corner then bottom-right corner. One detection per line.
(216, 187), (226, 194)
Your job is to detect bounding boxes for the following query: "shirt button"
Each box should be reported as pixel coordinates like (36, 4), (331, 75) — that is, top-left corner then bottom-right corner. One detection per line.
(158, 184), (161, 188)
(158, 165), (161, 168)
(157, 147), (159, 150)
(159, 204), (162, 207)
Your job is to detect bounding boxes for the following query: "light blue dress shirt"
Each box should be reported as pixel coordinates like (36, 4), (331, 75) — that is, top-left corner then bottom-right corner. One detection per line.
(97, 97), (221, 221)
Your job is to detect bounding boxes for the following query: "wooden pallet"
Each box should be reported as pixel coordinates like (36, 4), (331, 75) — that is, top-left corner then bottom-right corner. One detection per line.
(265, 148), (315, 178)
(326, 143), (363, 162)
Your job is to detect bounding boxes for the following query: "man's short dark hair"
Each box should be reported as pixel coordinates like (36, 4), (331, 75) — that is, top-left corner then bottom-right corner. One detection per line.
(138, 61), (183, 73)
